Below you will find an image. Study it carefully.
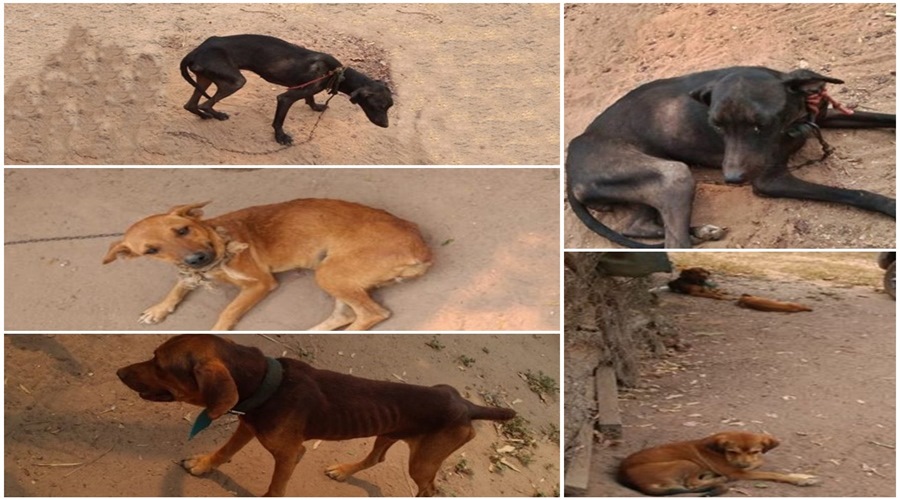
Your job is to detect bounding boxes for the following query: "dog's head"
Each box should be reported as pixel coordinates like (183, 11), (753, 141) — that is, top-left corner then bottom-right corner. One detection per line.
(679, 267), (711, 285)
(704, 431), (780, 470)
(103, 202), (226, 270)
(116, 334), (263, 419)
(689, 68), (843, 184)
(350, 81), (393, 128)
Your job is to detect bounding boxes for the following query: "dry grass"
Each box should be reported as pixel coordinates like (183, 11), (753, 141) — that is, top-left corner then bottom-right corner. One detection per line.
(669, 252), (883, 287)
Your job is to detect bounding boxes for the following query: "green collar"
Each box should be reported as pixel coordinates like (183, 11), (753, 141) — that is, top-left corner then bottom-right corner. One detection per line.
(189, 357), (283, 439)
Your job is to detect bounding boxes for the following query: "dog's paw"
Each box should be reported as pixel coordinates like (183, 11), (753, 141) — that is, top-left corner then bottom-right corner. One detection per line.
(275, 131), (294, 146)
(139, 305), (171, 324)
(181, 455), (216, 476)
(788, 473), (820, 486)
(324, 464), (351, 482)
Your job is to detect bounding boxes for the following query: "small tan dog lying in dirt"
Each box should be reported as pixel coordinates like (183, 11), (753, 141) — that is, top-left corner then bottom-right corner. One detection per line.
(738, 294), (813, 313)
(617, 431), (820, 496)
(103, 199), (432, 330)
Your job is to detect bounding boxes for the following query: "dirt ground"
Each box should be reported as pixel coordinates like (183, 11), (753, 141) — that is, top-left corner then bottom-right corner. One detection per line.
(564, 4), (897, 249)
(4, 333), (560, 497)
(569, 252), (895, 496)
(3, 168), (559, 331)
(4, 3), (559, 165)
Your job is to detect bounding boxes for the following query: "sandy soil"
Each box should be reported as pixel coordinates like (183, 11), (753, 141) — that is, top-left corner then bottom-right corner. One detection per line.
(564, 4), (896, 249)
(4, 168), (559, 331)
(567, 252), (895, 496)
(4, 333), (560, 497)
(4, 3), (559, 165)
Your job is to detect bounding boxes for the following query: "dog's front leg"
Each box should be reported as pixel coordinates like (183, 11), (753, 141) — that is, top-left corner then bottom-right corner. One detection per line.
(139, 281), (192, 324)
(733, 470), (820, 486)
(262, 443), (306, 496)
(183, 419), (255, 476)
(272, 90), (306, 145)
(212, 281), (277, 330)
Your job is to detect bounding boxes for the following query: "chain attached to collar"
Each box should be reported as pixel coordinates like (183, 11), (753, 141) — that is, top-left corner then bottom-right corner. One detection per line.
(177, 238), (249, 289)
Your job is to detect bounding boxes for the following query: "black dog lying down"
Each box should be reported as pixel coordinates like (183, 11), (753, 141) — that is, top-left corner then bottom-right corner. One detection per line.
(566, 66), (896, 248)
(180, 34), (393, 145)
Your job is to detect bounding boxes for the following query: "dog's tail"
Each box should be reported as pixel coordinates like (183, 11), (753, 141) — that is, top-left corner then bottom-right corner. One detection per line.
(467, 402), (517, 422)
(566, 182), (663, 249)
(180, 53), (213, 100)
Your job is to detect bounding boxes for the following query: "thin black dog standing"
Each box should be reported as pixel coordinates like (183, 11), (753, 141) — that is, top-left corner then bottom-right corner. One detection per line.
(566, 67), (896, 248)
(181, 34), (393, 145)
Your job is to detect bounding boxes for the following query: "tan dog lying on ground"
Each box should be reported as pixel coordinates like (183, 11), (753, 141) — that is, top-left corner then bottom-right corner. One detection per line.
(117, 335), (516, 497)
(667, 267), (729, 299)
(103, 199), (432, 330)
(617, 431), (820, 496)
(738, 294), (813, 313)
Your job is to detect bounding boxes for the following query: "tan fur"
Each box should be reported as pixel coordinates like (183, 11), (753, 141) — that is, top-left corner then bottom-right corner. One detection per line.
(738, 294), (813, 313)
(103, 199), (432, 330)
(618, 431), (820, 496)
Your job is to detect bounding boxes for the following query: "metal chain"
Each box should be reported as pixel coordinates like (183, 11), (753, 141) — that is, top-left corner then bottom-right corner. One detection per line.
(5, 233), (123, 246)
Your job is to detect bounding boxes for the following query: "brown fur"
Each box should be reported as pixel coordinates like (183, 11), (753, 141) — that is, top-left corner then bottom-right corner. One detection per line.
(617, 431), (820, 496)
(738, 294), (813, 313)
(667, 267), (729, 300)
(117, 335), (516, 497)
(103, 199), (432, 330)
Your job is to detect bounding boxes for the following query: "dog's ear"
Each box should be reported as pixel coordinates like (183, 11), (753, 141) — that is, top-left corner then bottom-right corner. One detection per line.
(783, 69), (844, 94)
(761, 435), (780, 453)
(102, 241), (137, 264)
(168, 201), (210, 219)
(194, 359), (239, 419)
(705, 433), (731, 453)
(689, 82), (714, 106)
(349, 88), (367, 104)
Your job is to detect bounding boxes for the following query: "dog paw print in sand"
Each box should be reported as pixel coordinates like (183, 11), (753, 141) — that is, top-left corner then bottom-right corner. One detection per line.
(5, 26), (164, 164)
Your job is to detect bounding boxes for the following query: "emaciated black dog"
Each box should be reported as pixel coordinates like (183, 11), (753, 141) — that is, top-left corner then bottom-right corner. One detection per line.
(566, 67), (896, 248)
(180, 34), (393, 145)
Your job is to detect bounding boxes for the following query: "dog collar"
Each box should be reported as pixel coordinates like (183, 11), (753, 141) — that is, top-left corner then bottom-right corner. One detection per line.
(189, 357), (284, 439)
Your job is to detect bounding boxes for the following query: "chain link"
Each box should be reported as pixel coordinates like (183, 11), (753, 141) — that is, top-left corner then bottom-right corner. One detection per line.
(5, 233), (123, 246)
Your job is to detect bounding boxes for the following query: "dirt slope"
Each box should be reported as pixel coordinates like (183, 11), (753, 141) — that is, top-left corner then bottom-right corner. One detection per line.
(564, 4), (896, 248)
(4, 3), (559, 165)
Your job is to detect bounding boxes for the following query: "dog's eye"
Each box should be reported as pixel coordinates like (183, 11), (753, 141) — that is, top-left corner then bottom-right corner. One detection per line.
(175, 227), (190, 236)
(753, 126), (762, 134)
(144, 247), (159, 255)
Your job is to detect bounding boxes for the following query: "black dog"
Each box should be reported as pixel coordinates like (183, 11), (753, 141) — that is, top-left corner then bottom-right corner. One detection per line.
(566, 66), (896, 248)
(180, 34), (393, 145)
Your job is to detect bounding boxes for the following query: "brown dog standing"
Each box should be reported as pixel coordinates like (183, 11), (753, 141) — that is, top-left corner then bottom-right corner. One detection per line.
(617, 431), (819, 496)
(103, 199), (432, 330)
(117, 335), (516, 496)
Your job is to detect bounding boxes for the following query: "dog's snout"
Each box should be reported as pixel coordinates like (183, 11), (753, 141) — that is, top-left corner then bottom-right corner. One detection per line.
(116, 367), (129, 382)
(184, 251), (214, 268)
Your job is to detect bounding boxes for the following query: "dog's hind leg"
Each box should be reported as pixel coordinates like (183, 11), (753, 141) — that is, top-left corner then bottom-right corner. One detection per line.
(338, 289), (390, 331)
(325, 436), (399, 481)
(568, 142), (697, 247)
(197, 72), (246, 121)
(405, 425), (476, 497)
(184, 75), (218, 119)
(308, 300), (356, 331)
(621, 204), (665, 239)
